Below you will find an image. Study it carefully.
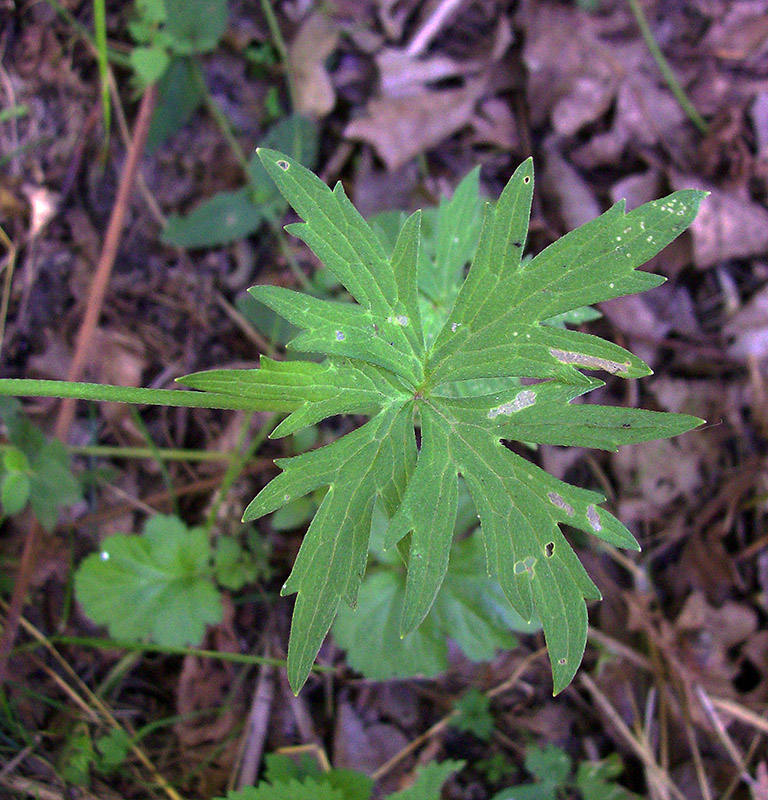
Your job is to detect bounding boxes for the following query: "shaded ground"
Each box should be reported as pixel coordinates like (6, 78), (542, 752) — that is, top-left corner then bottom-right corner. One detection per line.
(1, 0), (768, 798)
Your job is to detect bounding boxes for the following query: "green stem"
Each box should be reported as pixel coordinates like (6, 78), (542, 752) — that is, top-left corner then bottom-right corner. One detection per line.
(20, 635), (335, 672)
(93, 0), (111, 141)
(258, 0), (298, 111)
(65, 444), (236, 462)
(193, 65), (252, 175)
(129, 406), (179, 515)
(204, 412), (278, 532)
(626, 0), (708, 134)
(0, 378), (300, 412)
(43, 0), (132, 68)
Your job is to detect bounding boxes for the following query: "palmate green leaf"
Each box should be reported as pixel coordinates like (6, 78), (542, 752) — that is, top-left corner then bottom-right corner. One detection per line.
(197, 149), (705, 695)
(74, 515), (222, 647)
(0, 153), (704, 696)
(332, 529), (536, 681)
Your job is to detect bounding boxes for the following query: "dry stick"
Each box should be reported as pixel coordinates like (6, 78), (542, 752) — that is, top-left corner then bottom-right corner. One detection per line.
(580, 672), (688, 800)
(371, 648), (546, 782)
(0, 85), (158, 683)
(694, 685), (756, 793)
(1, 601), (185, 800)
(235, 651), (276, 789)
(55, 83), (158, 439)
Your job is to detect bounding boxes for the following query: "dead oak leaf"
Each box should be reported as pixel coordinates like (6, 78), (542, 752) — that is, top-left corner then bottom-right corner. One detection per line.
(344, 78), (487, 170)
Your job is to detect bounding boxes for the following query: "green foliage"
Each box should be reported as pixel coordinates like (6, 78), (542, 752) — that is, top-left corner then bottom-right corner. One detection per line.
(75, 514), (223, 647)
(388, 760), (466, 800)
(451, 687), (494, 741)
(129, 0), (228, 86)
(161, 114), (318, 249)
(179, 150), (705, 695)
(0, 154), (706, 697)
(0, 397), (81, 530)
(332, 498), (538, 680)
(218, 754), (463, 800)
(58, 723), (94, 786)
(75, 513), (267, 644)
(129, 0), (229, 150)
(490, 744), (638, 800)
(214, 531), (270, 590)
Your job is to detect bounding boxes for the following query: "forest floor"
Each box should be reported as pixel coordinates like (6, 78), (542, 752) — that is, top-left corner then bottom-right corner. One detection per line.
(2, 0), (768, 798)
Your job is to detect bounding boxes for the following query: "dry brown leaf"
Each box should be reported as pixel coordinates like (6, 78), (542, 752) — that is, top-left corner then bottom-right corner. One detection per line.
(519, 0), (620, 135)
(376, 47), (476, 99)
(345, 79), (487, 170)
(332, 696), (409, 774)
(724, 284), (768, 363)
(702, 1), (768, 61)
(671, 176), (768, 268)
(540, 141), (601, 230)
(289, 12), (340, 119)
(468, 97), (519, 150)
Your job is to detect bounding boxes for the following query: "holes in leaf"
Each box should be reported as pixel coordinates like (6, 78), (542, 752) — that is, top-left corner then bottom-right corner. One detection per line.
(523, 176), (531, 184)
(544, 542), (554, 558)
(558, 658), (567, 665)
(277, 160), (289, 170)
(335, 331), (345, 341)
(514, 556), (536, 576)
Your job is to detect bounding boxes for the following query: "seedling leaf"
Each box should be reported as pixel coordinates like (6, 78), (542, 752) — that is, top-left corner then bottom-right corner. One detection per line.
(75, 514), (222, 647)
(332, 530), (536, 680)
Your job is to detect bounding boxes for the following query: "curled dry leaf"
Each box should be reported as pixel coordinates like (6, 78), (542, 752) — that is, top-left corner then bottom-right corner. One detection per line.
(671, 177), (768, 268)
(345, 78), (487, 170)
(289, 12), (340, 119)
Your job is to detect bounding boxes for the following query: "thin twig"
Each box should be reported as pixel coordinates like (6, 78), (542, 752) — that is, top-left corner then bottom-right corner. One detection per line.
(55, 83), (158, 440)
(235, 650), (276, 788)
(406, 0), (466, 58)
(580, 672), (688, 800)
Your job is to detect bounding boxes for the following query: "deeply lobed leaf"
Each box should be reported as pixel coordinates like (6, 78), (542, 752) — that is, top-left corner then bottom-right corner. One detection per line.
(189, 150), (704, 694)
(0, 151), (703, 694)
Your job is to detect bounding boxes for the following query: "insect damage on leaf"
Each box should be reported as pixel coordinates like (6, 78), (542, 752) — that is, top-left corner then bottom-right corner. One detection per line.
(179, 150), (706, 695)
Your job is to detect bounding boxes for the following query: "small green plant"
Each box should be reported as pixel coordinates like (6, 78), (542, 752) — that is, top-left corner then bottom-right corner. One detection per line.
(75, 514), (264, 647)
(0, 397), (81, 530)
(128, 0), (230, 150)
(0, 154), (705, 696)
(332, 492), (538, 681)
(451, 687), (495, 741)
(161, 114), (318, 249)
(491, 743), (639, 800)
(219, 753), (463, 800)
(129, 0), (228, 88)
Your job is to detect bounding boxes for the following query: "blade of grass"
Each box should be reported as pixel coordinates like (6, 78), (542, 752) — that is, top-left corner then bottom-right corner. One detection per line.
(626, 0), (708, 134)
(129, 406), (179, 516)
(92, 0), (111, 145)
(65, 443), (237, 462)
(258, 0), (298, 111)
(0, 225), (17, 356)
